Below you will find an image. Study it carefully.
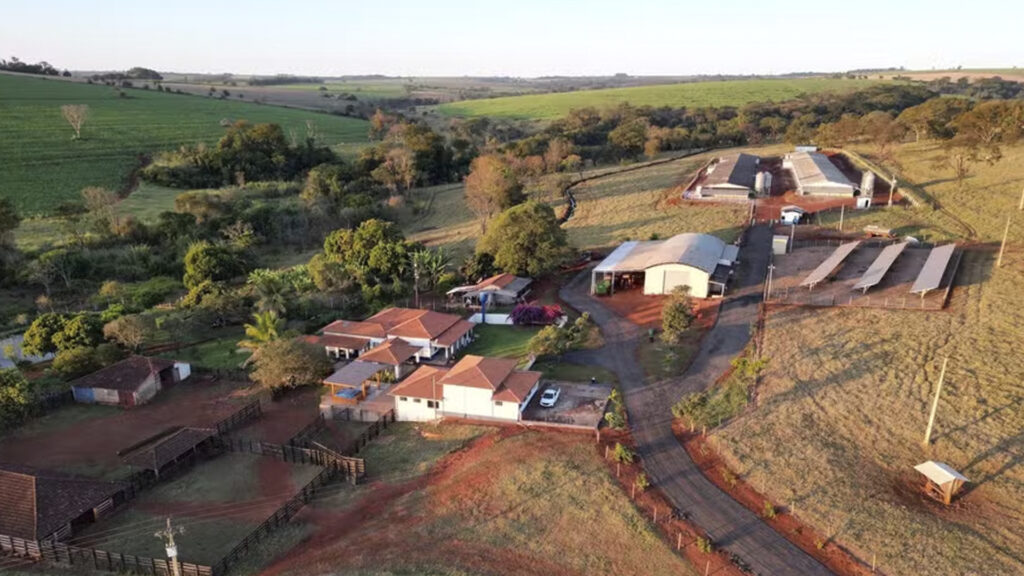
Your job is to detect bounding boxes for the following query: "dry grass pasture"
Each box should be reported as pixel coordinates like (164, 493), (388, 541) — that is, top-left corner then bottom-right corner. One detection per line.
(397, 147), (782, 261)
(261, 423), (696, 576)
(707, 142), (1024, 576)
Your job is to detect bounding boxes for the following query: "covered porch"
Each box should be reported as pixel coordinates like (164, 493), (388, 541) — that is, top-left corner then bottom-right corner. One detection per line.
(322, 360), (390, 406)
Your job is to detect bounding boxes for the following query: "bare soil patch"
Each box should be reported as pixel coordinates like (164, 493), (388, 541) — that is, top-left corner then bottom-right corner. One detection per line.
(0, 377), (253, 477)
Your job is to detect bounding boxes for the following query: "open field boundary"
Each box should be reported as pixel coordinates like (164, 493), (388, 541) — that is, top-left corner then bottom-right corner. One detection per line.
(842, 149), (925, 208)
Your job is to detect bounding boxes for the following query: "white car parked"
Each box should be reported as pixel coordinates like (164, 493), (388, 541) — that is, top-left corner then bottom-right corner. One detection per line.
(539, 387), (561, 408)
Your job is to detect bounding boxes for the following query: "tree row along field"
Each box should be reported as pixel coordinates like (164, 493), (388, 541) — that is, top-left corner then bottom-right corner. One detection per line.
(437, 77), (886, 120)
(0, 73), (370, 216)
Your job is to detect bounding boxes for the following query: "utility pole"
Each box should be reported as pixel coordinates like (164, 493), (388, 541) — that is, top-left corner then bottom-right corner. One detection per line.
(1019, 185), (1024, 211)
(923, 357), (949, 446)
(839, 204), (845, 232)
(155, 518), (185, 576)
(997, 216), (1011, 268)
(888, 176), (897, 207)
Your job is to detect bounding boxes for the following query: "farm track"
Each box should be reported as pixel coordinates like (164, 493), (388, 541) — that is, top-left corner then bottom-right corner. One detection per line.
(561, 226), (834, 576)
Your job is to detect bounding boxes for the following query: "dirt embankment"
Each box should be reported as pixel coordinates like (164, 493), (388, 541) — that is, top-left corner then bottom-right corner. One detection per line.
(676, 424), (877, 576)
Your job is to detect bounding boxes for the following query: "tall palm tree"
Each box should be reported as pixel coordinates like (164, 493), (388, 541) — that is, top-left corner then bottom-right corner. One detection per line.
(239, 311), (284, 351)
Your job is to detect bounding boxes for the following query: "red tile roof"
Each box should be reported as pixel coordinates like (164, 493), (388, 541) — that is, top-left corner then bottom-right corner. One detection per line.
(0, 464), (125, 540)
(388, 365), (449, 400)
(476, 273), (518, 289)
(493, 371), (543, 403)
(303, 334), (369, 351)
(322, 319), (387, 339)
(324, 308), (466, 342)
(359, 339), (421, 365)
(434, 320), (475, 347)
(69, 356), (173, 393)
(441, 355), (518, 390)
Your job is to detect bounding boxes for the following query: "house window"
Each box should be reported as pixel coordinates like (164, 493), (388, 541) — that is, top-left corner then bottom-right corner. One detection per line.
(494, 401), (503, 406)
(427, 400), (438, 409)
(399, 397), (408, 402)
(413, 398), (422, 403)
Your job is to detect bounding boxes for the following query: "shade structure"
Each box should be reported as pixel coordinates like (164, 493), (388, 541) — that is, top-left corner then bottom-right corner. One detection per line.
(852, 242), (909, 292)
(799, 241), (861, 288)
(910, 244), (956, 294)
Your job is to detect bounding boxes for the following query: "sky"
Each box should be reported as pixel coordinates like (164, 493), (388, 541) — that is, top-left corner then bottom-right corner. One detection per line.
(2, 0), (1021, 77)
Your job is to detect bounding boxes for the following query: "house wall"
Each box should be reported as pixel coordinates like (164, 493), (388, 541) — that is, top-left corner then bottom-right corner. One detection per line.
(133, 373), (162, 405)
(801, 184), (856, 197)
(394, 396), (441, 422)
(643, 264), (710, 298)
(92, 387), (121, 405)
(442, 384), (519, 421)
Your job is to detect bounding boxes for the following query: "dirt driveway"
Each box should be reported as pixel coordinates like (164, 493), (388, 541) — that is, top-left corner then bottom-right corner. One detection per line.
(522, 381), (611, 428)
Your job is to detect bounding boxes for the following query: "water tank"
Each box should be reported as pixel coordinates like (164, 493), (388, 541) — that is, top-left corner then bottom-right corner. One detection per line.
(861, 171), (876, 196)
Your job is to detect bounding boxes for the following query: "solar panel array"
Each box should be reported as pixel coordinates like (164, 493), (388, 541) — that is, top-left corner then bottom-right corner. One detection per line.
(799, 241), (861, 287)
(910, 244), (956, 294)
(852, 242), (909, 291)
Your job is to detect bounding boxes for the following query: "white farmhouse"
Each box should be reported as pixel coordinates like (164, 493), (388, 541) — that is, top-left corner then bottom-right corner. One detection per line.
(388, 355), (542, 422)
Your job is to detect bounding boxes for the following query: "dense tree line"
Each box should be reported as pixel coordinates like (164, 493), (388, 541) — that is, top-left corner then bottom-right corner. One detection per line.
(0, 56), (68, 76)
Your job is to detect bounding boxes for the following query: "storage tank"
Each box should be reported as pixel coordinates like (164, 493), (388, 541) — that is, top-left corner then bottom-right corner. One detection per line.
(754, 172), (766, 195)
(861, 171), (876, 197)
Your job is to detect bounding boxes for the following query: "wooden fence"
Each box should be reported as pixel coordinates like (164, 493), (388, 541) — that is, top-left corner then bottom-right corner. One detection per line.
(218, 436), (365, 482)
(0, 534), (213, 576)
(213, 399), (262, 435)
(339, 408), (395, 456)
(287, 413), (327, 447)
(31, 389), (75, 413)
(211, 465), (337, 576)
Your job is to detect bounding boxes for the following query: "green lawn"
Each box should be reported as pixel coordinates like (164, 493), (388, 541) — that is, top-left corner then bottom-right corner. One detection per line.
(531, 360), (618, 384)
(461, 324), (539, 361)
(0, 73), (370, 216)
(438, 77), (884, 120)
(161, 332), (250, 371)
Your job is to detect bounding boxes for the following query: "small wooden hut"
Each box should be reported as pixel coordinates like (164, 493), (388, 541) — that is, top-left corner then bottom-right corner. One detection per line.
(914, 461), (968, 505)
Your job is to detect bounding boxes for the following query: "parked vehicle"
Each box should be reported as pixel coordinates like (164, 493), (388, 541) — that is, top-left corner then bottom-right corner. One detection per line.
(539, 387), (561, 408)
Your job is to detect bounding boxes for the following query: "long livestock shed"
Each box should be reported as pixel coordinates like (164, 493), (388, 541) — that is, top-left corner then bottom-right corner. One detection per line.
(694, 153), (760, 198)
(911, 244), (957, 295)
(799, 241), (861, 288)
(784, 151), (858, 197)
(852, 242), (909, 292)
(592, 233), (738, 298)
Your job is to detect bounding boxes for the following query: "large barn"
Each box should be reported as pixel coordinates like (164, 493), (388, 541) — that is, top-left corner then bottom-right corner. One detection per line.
(70, 356), (191, 407)
(783, 151), (858, 197)
(694, 153), (761, 198)
(591, 233), (739, 298)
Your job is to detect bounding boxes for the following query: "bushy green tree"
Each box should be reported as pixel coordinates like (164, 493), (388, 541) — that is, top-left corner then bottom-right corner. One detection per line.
(183, 241), (244, 289)
(661, 286), (695, 345)
(0, 368), (32, 429)
(250, 339), (332, 390)
(21, 313), (68, 356)
(53, 314), (104, 352)
(52, 347), (100, 379)
(476, 201), (571, 277)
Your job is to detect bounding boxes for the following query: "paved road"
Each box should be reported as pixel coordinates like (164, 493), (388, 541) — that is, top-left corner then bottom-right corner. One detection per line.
(561, 226), (832, 576)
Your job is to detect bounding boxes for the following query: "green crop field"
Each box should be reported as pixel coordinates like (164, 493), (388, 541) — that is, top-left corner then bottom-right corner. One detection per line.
(438, 77), (884, 120)
(0, 73), (370, 216)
